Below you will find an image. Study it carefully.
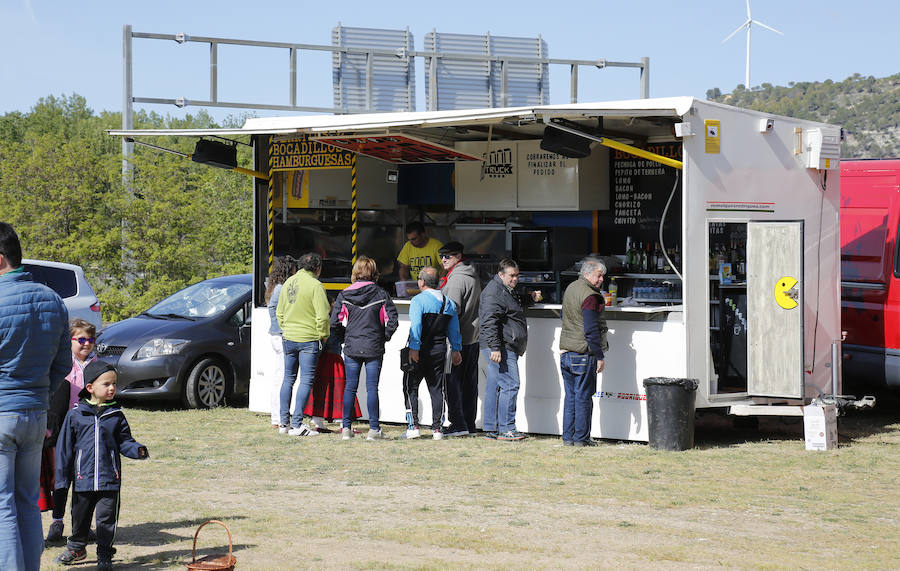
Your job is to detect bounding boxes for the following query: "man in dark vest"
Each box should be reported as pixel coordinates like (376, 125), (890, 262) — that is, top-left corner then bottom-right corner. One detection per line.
(559, 256), (608, 447)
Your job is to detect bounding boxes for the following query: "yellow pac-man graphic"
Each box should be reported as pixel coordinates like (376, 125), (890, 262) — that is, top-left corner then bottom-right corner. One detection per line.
(774, 276), (799, 309)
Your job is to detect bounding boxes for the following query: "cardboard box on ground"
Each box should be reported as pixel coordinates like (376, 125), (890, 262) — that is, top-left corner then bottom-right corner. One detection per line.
(803, 404), (838, 451)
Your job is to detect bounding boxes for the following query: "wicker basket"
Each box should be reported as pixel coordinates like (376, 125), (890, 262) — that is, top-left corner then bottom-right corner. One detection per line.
(185, 520), (236, 571)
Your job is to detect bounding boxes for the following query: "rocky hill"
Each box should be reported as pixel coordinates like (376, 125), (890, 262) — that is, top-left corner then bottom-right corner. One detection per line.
(706, 73), (900, 158)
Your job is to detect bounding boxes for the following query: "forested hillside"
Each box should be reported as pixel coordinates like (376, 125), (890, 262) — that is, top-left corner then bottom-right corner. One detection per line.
(706, 73), (900, 158)
(0, 95), (254, 320)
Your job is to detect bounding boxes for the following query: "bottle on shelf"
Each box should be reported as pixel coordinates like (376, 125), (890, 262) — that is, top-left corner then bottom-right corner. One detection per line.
(663, 248), (672, 273)
(655, 242), (664, 273)
(643, 242), (651, 273)
(625, 236), (635, 271)
(673, 244), (681, 272)
(608, 277), (618, 305)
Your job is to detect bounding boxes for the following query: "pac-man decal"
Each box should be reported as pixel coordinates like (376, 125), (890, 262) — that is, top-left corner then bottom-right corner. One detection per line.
(774, 276), (799, 309)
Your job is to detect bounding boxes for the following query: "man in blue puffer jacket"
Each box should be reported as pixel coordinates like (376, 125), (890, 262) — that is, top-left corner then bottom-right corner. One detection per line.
(0, 222), (70, 571)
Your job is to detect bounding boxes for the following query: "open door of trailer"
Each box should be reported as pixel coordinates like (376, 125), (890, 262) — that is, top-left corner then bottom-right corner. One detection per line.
(747, 221), (805, 398)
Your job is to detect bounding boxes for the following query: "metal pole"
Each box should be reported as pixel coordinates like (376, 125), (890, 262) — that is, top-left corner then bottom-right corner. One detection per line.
(500, 60), (508, 108)
(570, 64), (578, 104)
(640, 57), (650, 98)
(122, 25), (133, 189)
(365, 52), (373, 111)
(210, 42), (218, 102)
(428, 37), (437, 111)
(350, 154), (359, 264)
(832, 340), (842, 396)
(266, 140), (275, 275)
(290, 48), (297, 108)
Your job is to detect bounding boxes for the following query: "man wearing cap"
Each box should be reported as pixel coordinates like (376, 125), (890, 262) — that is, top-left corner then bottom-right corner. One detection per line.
(439, 241), (481, 436)
(397, 221), (443, 281)
(0, 222), (70, 571)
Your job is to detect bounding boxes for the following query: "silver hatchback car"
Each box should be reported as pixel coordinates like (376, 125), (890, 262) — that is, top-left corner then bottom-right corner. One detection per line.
(22, 259), (102, 329)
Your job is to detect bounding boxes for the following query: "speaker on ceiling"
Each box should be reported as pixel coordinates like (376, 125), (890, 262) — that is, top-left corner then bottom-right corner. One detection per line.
(192, 140), (238, 169)
(539, 126), (593, 159)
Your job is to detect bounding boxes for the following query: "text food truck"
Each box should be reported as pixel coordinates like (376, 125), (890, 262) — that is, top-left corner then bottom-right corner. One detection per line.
(114, 96), (844, 441)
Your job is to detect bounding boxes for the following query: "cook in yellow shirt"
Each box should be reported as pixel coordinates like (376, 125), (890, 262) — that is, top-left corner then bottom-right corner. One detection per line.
(397, 222), (443, 281)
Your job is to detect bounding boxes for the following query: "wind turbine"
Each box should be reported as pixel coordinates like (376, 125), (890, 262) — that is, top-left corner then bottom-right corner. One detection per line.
(722, 0), (783, 88)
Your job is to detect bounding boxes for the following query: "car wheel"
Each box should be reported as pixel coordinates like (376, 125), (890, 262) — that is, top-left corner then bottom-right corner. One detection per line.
(184, 357), (230, 409)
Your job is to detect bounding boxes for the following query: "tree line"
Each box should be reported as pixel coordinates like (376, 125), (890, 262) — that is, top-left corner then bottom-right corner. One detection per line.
(0, 94), (254, 322)
(706, 72), (900, 158)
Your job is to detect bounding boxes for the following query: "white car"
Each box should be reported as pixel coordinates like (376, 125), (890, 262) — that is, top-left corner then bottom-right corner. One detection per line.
(22, 259), (102, 329)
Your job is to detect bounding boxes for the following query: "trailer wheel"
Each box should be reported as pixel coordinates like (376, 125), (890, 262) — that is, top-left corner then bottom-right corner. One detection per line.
(183, 357), (229, 409)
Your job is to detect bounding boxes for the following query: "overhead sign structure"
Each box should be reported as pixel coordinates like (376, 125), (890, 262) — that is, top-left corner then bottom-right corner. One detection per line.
(312, 134), (481, 164)
(269, 139), (355, 171)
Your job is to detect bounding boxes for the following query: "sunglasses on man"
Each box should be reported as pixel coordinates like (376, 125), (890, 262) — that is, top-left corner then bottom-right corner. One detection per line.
(71, 337), (96, 345)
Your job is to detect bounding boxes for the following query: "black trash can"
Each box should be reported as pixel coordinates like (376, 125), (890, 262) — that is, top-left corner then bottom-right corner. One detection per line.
(642, 377), (699, 451)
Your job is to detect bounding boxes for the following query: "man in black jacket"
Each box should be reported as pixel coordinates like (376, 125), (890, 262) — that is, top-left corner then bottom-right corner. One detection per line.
(478, 258), (537, 441)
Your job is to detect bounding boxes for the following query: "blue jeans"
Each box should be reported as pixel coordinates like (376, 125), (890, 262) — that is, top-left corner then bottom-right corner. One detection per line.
(343, 356), (383, 430)
(560, 352), (598, 443)
(0, 409), (46, 571)
(481, 347), (521, 433)
(280, 339), (322, 427)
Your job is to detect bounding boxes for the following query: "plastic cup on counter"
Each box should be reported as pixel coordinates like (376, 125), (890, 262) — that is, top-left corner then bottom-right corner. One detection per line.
(603, 291), (613, 306)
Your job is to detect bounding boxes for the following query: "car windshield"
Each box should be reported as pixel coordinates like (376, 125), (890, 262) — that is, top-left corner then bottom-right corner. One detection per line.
(145, 281), (251, 319)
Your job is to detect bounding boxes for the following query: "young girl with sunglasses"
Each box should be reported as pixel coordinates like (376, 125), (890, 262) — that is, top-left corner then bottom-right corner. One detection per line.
(44, 318), (99, 544)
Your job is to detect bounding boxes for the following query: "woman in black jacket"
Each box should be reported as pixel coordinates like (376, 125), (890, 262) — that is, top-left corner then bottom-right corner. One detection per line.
(330, 257), (398, 440)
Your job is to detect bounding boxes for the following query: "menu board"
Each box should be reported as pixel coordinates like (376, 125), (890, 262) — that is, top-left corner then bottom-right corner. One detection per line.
(611, 142), (682, 226)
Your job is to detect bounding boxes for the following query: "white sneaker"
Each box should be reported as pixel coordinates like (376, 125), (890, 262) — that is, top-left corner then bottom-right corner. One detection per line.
(367, 428), (387, 440)
(342, 427), (353, 440)
(278, 425), (289, 434)
(402, 427), (421, 439)
(288, 424), (318, 436)
(433, 430), (444, 440)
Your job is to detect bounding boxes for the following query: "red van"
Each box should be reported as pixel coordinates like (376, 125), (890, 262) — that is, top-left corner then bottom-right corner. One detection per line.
(841, 159), (900, 389)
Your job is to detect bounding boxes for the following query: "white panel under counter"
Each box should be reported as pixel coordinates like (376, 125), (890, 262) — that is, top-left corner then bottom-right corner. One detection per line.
(250, 300), (685, 442)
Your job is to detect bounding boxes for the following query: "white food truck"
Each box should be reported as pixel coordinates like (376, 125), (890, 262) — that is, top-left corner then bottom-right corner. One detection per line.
(113, 96), (844, 441)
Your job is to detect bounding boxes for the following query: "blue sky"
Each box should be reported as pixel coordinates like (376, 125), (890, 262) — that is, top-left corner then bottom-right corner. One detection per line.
(1, 0), (896, 123)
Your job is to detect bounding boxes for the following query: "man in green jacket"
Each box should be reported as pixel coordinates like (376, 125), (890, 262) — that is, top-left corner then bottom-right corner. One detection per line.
(559, 256), (608, 447)
(276, 252), (330, 436)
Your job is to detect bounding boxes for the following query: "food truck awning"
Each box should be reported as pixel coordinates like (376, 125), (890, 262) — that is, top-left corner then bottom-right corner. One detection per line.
(108, 96), (695, 139)
(108, 97), (694, 168)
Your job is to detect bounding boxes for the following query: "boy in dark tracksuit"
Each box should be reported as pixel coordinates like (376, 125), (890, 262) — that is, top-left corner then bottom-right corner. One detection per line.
(54, 362), (149, 569)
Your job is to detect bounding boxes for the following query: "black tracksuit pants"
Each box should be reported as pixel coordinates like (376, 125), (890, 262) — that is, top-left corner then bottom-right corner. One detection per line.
(68, 490), (119, 556)
(449, 342), (480, 433)
(405, 343), (447, 430)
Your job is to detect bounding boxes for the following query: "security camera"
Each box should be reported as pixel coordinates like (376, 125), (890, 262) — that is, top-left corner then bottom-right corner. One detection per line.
(759, 118), (775, 133)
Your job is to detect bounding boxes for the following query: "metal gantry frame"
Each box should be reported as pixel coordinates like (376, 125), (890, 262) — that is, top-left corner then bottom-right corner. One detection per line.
(121, 25), (649, 171)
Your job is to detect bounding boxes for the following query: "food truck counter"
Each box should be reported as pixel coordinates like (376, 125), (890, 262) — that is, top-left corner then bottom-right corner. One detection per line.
(250, 301), (684, 442)
(392, 298), (682, 321)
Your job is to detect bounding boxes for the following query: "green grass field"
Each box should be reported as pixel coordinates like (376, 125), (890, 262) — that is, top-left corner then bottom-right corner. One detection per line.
(41, 401), (900, 569)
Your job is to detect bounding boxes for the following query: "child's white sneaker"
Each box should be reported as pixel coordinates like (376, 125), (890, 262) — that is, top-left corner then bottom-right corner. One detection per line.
(341, 427), (353, 440)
